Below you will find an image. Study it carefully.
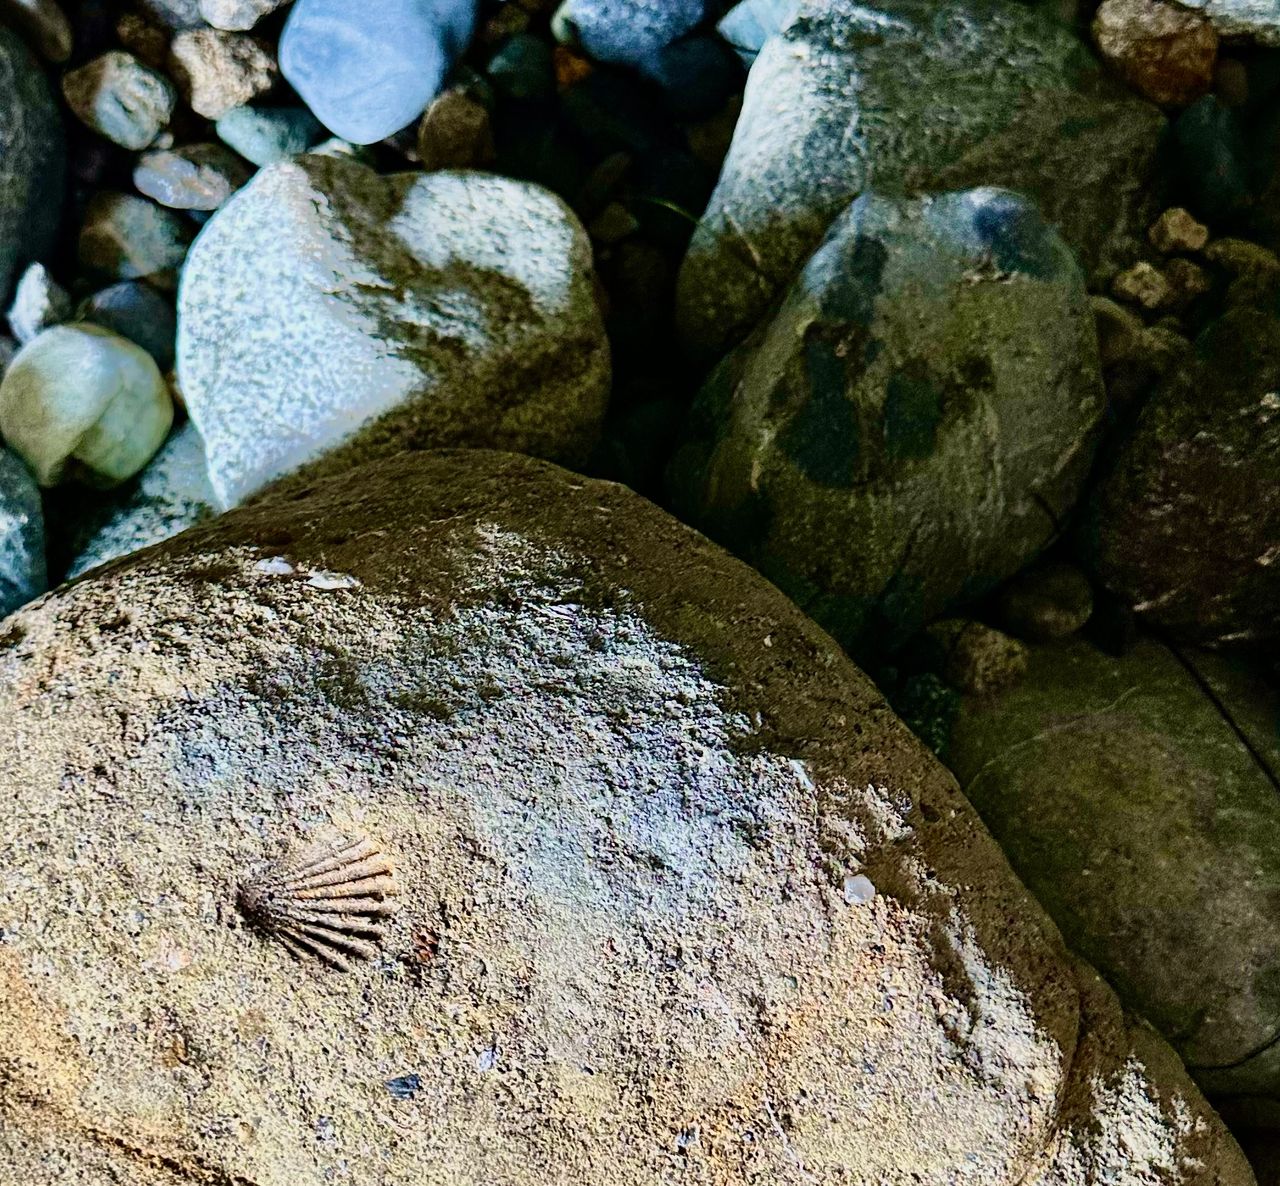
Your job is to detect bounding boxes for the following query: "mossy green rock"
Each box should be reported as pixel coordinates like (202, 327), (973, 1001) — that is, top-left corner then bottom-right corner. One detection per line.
(677, 0), (1165, 359)
(949, 636), (1280, 1110)
(668, 188), (1105, 662)
(1078, 307), (1280, 644)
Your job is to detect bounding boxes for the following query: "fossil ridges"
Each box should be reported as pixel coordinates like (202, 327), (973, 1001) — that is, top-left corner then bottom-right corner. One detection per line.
(237, 829), (397, 971)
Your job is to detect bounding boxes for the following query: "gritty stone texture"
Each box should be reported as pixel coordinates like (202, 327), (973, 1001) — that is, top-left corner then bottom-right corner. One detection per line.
(0, 323), (173, 487)
(927, 619), (1029, 695)
(279, 0), (477, 145)
(6, 262), (70, 344)
(133, 143), (252, 211)
(199, 0), (291, 30)
(134, 0), (204, 28)
(1092, 0), (1218, 107)
(0, 0), (72, 61)
(993, 561), (1094, 642)
(1178, 0), (1280, 45)
(949, 636), (1280, 1107)
(1113, 260), (1174, 309)
(64, 421), (216, 579)
(669, 189), (1105, 661)
(553, 0), (704, 68)
(61, 51), (176, 151)
(0, 447), (45, 616)
(677, 0), (1166, 359)
(1163, 256), (1212, 305)
(0, 449), (1254, 1185)
(1150, 206), (1210, 253)
(1205, 237), (1280, 308)
(0, 26), (63, 305)
(1078, 306), (1280, 643)
(178, 156), (610, 509)
(114, 12), (169, 69)
(78, 191), (193, 284)
(168, 28), (277, 120)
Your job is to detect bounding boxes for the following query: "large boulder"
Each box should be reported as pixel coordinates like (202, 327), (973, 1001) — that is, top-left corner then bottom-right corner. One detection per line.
(0, 449), (1253, 1184)
(177, 156), (610, 509)
(1078, 307), (1280, 644)
(948, 637), (1280, 1119)
(669, 188), (1105, 661)
(677, 0), (1166, 360)
(0, 24), (62, 301)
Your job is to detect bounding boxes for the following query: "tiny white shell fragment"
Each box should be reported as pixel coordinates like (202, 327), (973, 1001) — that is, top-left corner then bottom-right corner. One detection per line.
(788, 758), (814, 791)
(306, 570), (360, 590)
(843, 874), (876, 905)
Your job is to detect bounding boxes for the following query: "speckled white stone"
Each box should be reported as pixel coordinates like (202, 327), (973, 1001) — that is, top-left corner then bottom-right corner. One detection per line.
(177, 156), (609, 509)
(1179, 0), (1280, 44)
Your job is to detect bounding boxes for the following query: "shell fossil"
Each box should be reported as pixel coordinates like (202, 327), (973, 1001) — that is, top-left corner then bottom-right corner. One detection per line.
(236, 828), (398, 971)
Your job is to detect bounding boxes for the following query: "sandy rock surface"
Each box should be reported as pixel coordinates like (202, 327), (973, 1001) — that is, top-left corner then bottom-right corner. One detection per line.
(0, 450), (1254, 1185)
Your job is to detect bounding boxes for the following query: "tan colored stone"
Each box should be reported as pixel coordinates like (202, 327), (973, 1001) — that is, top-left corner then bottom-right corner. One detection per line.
(167, 28), (276, 120)
(416, 89), (495, 173)
(1113, 260), (1173, 309)
(1093, 0), (1218, 106)
(0, 451), (1254, 1185)
(927, 619), (1030, 695)
(1149, 206), (1210, 253)
(1164, 256), (1212, 305)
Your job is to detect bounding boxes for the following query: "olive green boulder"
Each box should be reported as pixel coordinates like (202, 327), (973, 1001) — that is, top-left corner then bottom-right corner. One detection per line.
(950, 636), (1280, 1115)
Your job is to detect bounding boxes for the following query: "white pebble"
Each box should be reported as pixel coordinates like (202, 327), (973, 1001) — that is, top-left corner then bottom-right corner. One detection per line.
(306, 570), (360, 591)
(843, 874), (876, 905)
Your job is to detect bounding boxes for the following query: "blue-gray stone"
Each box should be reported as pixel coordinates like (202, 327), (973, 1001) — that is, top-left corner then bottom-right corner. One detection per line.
(716, 0), (796, 65)
(215, 104), (324, 166)
(78, 281), (177, 371)
(279, 0), (478, 145)
(0, 448), (45, 616)
(0, 26), (64, 303)
(668, 188), (1105, 662)
(678, 0), (1166, 360)
(552, 0), (705, 69)
(65, 422), (217, 579)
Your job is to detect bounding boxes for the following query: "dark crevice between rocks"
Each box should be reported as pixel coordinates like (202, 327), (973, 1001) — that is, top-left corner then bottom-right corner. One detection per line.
(1165, 638), (1280, 801)
(1190, 1021), (1280, 1075)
